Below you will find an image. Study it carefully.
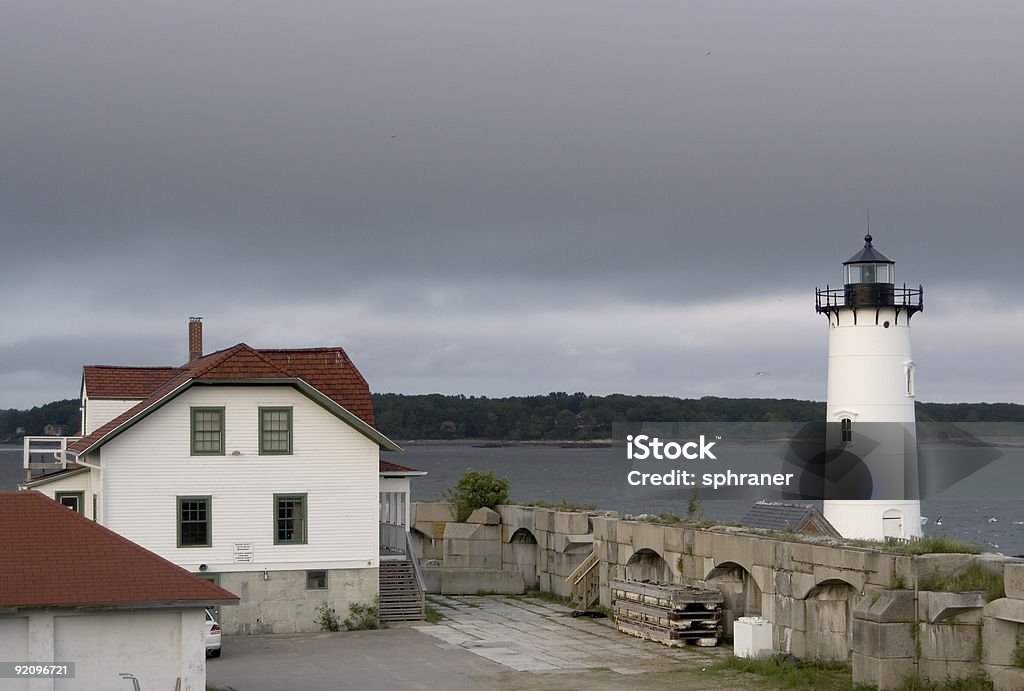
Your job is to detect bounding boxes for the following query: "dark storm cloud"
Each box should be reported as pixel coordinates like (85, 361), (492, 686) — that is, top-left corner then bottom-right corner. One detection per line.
(2, 1), (1023, 407)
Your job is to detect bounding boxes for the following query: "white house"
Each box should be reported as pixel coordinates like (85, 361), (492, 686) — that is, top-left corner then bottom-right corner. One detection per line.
(0, 490), (238, 691)
(21, 319), (422, 633)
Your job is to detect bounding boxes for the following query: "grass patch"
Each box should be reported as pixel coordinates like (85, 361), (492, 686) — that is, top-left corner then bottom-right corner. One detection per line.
(1014, 644), (1024, 669)
(519, 499), (597, 512)
(709, 655), (855, 690)
(475, 589), (498, 596)
(917, 562), (1005, 602)
(848, 535), (980, 555)
(424, 605), (444, 623)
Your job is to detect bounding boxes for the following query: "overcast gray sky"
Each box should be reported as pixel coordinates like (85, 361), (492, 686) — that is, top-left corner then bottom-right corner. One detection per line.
(2, 1), (1023, 409)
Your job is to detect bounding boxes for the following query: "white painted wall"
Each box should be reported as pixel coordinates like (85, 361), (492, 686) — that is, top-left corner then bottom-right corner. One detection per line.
(82, 397), (141, 436)
(96, 386), (379, 572)
(1, 608), (205, 691)
(27, 474), (95, 519)
(823, 305), (922, 540)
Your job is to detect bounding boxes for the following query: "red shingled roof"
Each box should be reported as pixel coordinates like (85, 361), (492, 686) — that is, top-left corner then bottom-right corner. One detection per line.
(0, 491), (238, 609)
(380, 459), (424, 474)
(83, 366), (181, 399)
(70, 343), (380, 454)
(261, 348), (375, 425)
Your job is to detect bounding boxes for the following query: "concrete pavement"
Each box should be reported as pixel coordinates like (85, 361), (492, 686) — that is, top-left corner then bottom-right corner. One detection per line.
(208, 595), (751, 691)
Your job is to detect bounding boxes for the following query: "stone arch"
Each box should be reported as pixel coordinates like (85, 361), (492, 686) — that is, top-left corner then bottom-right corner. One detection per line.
(625, 548), (670, 582)
(705, 561), (762, 635)
(508, 527), (537, 544)
(505, 527), (539, 588)
(802, 578), (859, 661)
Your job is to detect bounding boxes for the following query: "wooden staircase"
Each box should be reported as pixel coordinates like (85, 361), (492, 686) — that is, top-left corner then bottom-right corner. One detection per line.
(378, 560), (425, 622)
(566, 550), (600, 608)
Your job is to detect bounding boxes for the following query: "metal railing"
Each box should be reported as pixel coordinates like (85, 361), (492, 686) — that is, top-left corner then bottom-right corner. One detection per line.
(405, 530), (427, 603)
(815, 283), (923, 312)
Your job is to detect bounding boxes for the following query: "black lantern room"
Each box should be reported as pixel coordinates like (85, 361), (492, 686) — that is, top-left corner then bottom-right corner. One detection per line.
(816, 235), (923, 319)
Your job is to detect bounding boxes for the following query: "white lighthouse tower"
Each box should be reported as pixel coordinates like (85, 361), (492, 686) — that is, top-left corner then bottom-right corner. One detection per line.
(815, 235), (924, 541)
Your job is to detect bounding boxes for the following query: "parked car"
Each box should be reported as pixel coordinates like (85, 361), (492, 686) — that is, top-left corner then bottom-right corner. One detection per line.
(205, 609), (222, 658)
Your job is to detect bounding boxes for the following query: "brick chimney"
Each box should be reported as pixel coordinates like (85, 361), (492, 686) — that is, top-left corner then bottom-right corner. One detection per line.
(188, 317), (203, 361)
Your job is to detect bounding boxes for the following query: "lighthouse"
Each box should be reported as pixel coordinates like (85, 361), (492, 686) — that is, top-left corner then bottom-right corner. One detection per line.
(815, 235), (924, 541)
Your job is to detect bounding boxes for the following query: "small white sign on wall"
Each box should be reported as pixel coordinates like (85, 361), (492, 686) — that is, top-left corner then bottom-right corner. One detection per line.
(233, 542), (254, 563)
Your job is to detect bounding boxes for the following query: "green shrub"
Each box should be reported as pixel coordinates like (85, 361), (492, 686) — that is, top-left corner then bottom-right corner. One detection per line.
(442, 468), (510, 522)
(343, 598), (382, 631)
(316, 602), (341, 631)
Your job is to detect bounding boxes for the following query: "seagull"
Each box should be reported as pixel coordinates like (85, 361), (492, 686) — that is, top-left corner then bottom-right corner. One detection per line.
(755, 371), (770, 376)
(706, 51), (712, 56)
(935, 516), (943, 526)
(988, 517), (998, 523)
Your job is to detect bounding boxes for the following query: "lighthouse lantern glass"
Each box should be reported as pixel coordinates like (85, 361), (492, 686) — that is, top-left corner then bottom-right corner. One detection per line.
(845, 263), (892, 285)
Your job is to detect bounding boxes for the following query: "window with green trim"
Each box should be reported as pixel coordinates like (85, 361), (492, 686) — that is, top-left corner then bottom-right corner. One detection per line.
(274, 494), (306, 544)
(260, 407), (293, 455)
(56, 491), (84, 514)
(178, 496), (212, 547)
(191, 407), (225, 455)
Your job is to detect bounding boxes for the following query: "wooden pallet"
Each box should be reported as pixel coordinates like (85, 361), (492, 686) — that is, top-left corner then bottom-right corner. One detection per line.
(610, 579), (723, 647)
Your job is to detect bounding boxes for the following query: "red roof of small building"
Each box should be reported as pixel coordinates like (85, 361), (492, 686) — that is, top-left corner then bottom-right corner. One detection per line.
(83, 366), (181, 399)
(0, 491), (238, 610)
(71, 343), (384, 454)
(380, 459), (425, 475)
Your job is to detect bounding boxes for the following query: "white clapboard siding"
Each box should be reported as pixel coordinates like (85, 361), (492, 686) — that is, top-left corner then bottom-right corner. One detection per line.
(99, 386), (379, 570)
(83, 397), (142, 435)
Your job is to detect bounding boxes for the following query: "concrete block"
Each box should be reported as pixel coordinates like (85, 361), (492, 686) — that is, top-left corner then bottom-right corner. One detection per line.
(414, 502), (455, 522)
(532, 508), (554, 533)
(752, 538), (778, 568)
(663, 526), (687, 554)
(616, 521), (634, 546)
(692, 529), (715, 556)
(852, 619), (917, 659)
(420, 567), (525, 595)
(812, 599), (850, 633)
(853, 653), (916, 690)
(790, 572), (817, 600)
(467, 507), (501, 525)
(1005, 564), (1024, 600)
(553, 511), (589, 535)
(983, 616), (1024, 667)
(555, 533), (594, 554)
(919, 659), (983, 685)
(775, 571), (793, 598)
(986, 598), (1024, 624)
(496, 505), (535, 532)
(985, 664), (1024, 691)
(917, 553), (979, 584)
(854, 589), (916, 624)
(813, 565), (866, 593)
(592, 516), (616, 542)
(632, 522), (666, 553)
(919, 591), (987, 624)
(810, 545), (847, 569)
(748, 565), (772, 595)
(919, 622), (983, 662)
(810, 631), (851, 661)
(788, 542), (816, 566)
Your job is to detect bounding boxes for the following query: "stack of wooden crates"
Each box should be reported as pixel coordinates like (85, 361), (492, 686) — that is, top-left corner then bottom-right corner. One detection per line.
(610, 579), (724, 647)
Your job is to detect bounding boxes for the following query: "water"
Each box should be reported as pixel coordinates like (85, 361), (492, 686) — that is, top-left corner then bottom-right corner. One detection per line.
(6, 441), (1022, 555)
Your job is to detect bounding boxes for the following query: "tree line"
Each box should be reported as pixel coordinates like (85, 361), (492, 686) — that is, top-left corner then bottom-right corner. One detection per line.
(3, 394), (1023, 442)
(371, 393), (1024, 441)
